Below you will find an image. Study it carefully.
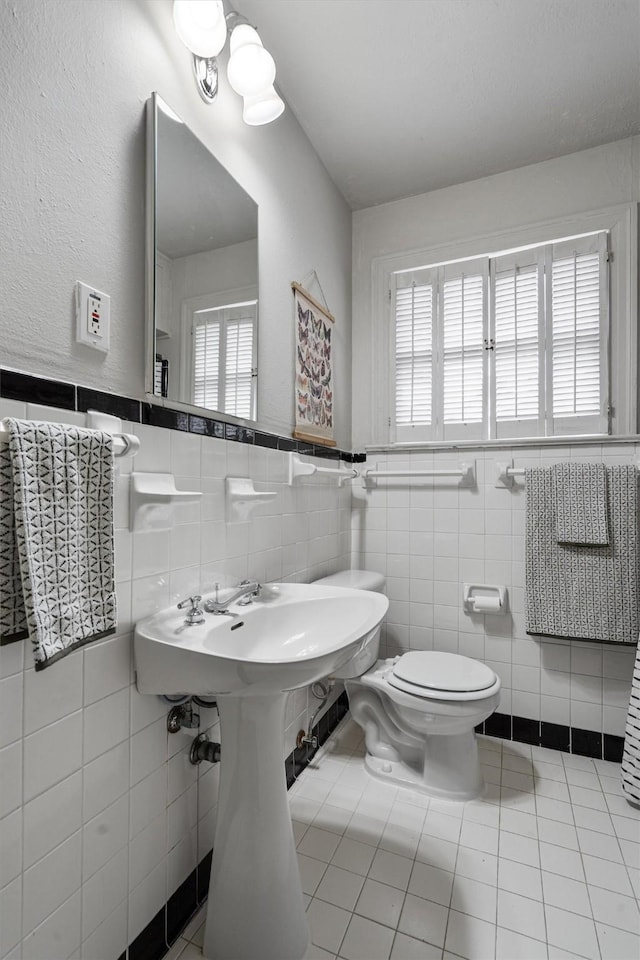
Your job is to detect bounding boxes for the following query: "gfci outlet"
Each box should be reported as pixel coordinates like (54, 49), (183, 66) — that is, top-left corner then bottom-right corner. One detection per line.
(76, 281), (110, 352)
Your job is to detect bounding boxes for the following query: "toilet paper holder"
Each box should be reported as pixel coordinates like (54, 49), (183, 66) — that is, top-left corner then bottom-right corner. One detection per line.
(463, 583), (508, 615)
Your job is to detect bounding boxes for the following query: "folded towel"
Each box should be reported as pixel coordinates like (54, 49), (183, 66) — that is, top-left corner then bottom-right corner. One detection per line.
(554, 462), (609, 545)
(0, 418), (116, 669)
(526, 464), (639, 644)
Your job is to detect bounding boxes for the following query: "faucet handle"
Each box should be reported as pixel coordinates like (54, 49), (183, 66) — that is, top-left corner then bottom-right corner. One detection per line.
(177, 596), (205, 624)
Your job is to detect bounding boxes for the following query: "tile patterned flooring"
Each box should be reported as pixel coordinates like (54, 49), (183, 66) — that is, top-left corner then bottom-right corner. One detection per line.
(166, 717), (639, 960)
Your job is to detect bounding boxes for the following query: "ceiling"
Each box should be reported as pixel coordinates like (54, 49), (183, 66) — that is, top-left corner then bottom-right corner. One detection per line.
(238, 0), (640, 210)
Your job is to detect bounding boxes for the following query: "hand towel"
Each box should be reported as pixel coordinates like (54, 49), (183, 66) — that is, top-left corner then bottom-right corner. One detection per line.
(0, 418), (116, 669)
(525, 464), (639, 645)
(554, 461), (609, 545)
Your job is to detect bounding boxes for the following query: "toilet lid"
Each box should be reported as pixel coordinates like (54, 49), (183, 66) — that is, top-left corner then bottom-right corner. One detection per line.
(390, 651), (496, 694)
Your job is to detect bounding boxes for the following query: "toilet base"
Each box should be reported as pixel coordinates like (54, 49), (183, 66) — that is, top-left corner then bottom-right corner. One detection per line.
(364, 729), (485, 802)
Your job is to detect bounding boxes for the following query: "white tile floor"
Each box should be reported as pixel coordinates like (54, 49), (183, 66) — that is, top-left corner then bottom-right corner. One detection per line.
(166, 717), (640, 960)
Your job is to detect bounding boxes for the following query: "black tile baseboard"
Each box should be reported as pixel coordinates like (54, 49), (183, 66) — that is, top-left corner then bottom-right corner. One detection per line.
(477, 712), (624, 761)
(0, 367), (363, 463)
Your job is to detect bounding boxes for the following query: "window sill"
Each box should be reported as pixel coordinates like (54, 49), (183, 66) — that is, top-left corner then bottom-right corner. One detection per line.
(365, 434), (640, 453)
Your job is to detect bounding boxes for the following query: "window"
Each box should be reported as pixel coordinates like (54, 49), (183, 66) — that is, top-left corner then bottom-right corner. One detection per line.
(190, 300), (257, 419)
(391, 231), (609, 442)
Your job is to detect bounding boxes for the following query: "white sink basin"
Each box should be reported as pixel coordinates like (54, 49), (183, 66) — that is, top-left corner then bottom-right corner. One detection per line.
(134, 580), (388, 960)
(134, 582), (388, 696)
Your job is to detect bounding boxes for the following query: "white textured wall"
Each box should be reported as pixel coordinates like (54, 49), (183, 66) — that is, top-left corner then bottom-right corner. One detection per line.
(0, 0), (352, 447)
(352, 136), (640, 448)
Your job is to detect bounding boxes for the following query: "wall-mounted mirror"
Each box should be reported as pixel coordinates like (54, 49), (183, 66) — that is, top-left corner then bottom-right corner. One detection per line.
(146, 93), (259, 420)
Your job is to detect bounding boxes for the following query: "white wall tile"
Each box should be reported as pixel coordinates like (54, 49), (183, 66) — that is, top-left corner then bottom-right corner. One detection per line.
(23, 771), (82, 870)
(0, 640), (23, 680)
(84, 634), (131, 706)
(0, 876), (22, 957)
(24, 652), (83, 735)
(81, 899), (128, 960)
(23, 832), (82, 935)
(0, 674), (22, 749)
(128, 861), (166, 944)
(23, 711), (82, 803)
(0, 808), (22, 888)
(129, 812), (166, 890)
(83, 687), (130, 763)
(20, 890), (81, 960)
(130, 717), (167, 787)
(81, 846), (128, 941)
(83, 794), (129, 882)
(83, 740), (130, 823)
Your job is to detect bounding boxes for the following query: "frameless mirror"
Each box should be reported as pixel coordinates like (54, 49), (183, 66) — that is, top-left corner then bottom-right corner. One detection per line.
(146, 92), (259, 420)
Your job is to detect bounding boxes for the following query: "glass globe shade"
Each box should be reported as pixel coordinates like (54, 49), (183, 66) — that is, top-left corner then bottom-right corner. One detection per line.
(243, 86), (285, 126)
(227, 24), (276, 97)
(173, 0), (227, 58)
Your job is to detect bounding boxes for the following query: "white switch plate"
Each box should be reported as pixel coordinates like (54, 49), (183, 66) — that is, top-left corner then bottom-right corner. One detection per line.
(76, 281), (110, 352)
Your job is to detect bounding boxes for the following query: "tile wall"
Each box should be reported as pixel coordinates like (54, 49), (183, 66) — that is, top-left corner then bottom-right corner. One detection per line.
(351, 444), (638, 751)
(0, 395), (351, 960)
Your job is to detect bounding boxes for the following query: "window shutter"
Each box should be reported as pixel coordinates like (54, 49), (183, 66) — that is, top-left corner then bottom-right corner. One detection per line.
(393, 272), (435, 441)
(193, 315), (220, 409)
(490, 251), (544, 437)
(225, 314), (255, 419)
(549, 233), (608, 433)
(440, 261), (487, 439)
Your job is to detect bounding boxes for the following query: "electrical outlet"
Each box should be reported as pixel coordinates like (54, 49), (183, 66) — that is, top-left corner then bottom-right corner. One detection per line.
(76, 281), (110, 352)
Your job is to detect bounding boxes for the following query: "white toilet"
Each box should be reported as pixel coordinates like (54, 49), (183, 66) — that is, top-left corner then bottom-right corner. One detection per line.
(315, 570), (501, 801)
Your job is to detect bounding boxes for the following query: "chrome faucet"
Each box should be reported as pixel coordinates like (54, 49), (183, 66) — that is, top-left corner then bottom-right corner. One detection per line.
(204, 580), (261, 615)
(177, 595), (205, 625)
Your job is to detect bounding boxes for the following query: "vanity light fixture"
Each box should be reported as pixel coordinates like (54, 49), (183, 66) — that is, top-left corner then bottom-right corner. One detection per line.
(173, 0), (285, 125)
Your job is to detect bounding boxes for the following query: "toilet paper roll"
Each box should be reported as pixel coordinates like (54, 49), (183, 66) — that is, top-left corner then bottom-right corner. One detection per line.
(472, 596), (502, 613)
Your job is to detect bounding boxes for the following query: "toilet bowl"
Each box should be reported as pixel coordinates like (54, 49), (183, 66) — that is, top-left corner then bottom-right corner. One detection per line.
(314, 570), (501, 801)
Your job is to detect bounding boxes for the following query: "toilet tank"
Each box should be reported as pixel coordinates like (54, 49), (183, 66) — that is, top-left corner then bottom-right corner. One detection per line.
(314, 570), (386, 678)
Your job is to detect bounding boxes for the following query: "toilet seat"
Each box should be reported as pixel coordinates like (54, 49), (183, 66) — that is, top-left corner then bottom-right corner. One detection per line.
(388, 651), (497, 699)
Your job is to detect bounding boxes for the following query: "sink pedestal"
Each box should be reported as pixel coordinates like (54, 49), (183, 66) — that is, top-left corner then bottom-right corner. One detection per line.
(202, 693), (310, 960)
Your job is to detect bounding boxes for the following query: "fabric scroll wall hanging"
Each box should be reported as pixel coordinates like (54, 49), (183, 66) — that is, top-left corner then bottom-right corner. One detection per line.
(292, 281), (335, 447)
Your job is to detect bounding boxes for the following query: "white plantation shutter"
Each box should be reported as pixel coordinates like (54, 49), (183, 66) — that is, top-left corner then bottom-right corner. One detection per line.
(224, 313), (256, 419)
(389, 231), (608, 442)
(440, 261), (487, 440)
(548, 233), (608, 434)
(194, 314), (221, 409)
(192, 302), (257, 419)
(393, 272), (435, 440)
(490, 251), (544, 438)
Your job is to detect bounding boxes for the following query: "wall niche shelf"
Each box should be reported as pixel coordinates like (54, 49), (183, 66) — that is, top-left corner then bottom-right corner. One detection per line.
(130, 472), (201, 531)
(226, 477), (277, 520)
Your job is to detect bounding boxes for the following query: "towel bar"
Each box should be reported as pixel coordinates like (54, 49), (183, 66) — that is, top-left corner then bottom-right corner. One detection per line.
(0, 414), (140, 458)
(495, 458), (640, 487)
(288, 452), (359, 485)
(362, 461), (475, 486)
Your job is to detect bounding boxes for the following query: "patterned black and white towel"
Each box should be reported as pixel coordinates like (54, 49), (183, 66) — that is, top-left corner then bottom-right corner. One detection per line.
(621, 639), (640, 806)
(554, 462), (609, 545)
(0, 418), (116, 669)
(525, 464), (639, 645)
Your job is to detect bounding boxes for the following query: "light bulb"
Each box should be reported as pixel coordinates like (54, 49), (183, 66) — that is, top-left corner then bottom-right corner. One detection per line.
(227, 24), (276, 97)
(242, 86), (285, 126)
(173, 0), (227, 58)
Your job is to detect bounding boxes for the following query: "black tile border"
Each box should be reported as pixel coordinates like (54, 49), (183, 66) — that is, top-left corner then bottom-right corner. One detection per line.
(129, 907), (166, 960)
(0, 369), (76, 410)
(166, 870), (198, 946)
(77, 386), (141, 423)
(0, 367), (364, 464)
(477, 712), (624, 761)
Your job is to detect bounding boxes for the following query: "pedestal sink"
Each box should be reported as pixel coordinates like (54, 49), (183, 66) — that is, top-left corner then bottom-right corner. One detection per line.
(134, 583), (388, 960)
